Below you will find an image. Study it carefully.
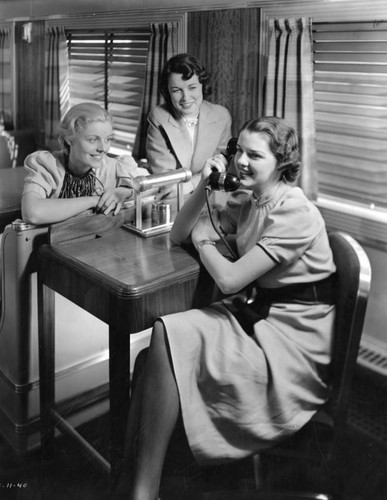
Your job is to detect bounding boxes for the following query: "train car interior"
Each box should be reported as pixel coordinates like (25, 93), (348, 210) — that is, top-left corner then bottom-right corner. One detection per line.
(0, 0), (386, 499)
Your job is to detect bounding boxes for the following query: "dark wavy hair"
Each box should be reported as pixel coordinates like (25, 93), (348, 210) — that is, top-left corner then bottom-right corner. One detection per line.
(239, 116), (302, 183)
(159, 53), (212, 111)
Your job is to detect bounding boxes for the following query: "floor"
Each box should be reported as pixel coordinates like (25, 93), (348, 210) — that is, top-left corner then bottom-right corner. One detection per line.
(0, 371), (386, 500)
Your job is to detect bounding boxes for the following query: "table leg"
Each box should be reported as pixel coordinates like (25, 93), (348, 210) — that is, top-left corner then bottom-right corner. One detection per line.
(108, 311), (131, 485)
(37, 277), (56, 459)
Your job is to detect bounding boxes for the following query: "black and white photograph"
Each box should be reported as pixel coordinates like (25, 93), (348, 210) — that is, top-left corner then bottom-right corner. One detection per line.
(0, 1), (386, 499)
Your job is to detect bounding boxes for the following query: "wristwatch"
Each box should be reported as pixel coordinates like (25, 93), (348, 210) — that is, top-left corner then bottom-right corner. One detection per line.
(197, 239), (216, 251)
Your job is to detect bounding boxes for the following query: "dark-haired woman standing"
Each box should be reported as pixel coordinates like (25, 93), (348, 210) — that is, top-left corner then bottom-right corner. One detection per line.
(146, 53), (232, 197)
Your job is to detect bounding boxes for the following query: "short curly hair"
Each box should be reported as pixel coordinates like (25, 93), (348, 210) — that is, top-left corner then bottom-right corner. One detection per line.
(57, 102), (113, 152)
(239, 116), (302, 183)
(159, 53), (212, 111)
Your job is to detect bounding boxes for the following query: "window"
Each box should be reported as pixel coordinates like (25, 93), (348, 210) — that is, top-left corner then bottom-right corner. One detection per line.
(313, 21), (387, 362)
(67, 28), (150, 155)
(313, 21), (387, 211)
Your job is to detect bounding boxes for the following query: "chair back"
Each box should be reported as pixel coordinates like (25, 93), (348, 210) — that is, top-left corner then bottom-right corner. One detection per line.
(327, 231), (371, 426)
(0, 133), (18, 169)
(8, 129), (36, 166)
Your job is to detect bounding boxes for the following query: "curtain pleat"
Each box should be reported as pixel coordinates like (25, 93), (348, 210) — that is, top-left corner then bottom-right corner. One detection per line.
(0, 28), (11, 127)
(265, 18), (317, 200)
(45, 26), (70, 149)
(133, 22), (178, 160)
(0, 29), (8, 111)
(188, 9), (262, 137)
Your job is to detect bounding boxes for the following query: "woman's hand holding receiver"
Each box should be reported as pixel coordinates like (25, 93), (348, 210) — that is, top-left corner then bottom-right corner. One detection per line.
(201, 153), (228, 182)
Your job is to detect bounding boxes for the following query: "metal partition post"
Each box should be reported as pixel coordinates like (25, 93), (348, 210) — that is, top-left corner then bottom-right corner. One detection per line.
(135, 193), (142, 230)
(177, 183), (184, 211)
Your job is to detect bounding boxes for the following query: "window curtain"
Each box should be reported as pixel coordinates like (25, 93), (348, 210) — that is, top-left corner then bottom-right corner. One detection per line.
(45, 26), (70, 149)
(188, 8), (262, 137)
(264, 18), (317, 200)
(133, 22), (178, 161)
(0, 28), (11, 128)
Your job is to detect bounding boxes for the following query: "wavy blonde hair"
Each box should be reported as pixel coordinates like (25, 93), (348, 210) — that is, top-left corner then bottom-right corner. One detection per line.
(57, 103), (113, 151)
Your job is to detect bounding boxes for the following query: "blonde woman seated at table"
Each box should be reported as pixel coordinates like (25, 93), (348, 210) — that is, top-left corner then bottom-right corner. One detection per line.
(22, 103), (149, 225)
(115, 116), (336, 500)
(146, 53), (232, 198)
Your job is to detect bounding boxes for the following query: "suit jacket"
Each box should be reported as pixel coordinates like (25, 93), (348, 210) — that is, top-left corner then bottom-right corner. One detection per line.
(146, 100), (232, 193)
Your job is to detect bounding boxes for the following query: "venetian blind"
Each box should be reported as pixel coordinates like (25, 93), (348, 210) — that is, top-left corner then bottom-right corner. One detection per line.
(313, 21), (387, 210)
(67, 28), (150, 154)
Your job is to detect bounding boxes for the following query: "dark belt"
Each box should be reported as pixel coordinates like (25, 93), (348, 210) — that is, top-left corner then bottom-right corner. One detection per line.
(253, 275), (336, 306)
(232, 275), (336, 336)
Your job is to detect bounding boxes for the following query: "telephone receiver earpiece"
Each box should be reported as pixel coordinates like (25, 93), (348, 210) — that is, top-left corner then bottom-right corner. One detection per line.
(226, 137), (238, 158)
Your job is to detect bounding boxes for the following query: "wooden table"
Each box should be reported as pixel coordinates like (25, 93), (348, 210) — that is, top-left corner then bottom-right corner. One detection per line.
(37, 225), (213, 481)
(0, 167), (26, 232)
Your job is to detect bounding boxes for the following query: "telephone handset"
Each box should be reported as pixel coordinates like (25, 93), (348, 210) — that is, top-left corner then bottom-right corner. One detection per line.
(226, 137), (238, 158)
(207, 171), (240, 192)
(204, 137), (240, 260)
(207, 138), (240, 192)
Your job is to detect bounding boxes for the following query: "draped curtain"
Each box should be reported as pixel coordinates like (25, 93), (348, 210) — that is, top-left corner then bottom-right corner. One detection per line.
(0, 28), (11, 127)
(188, 9), (262, 137)
(45, 26), (70, 149)
(133, 22), (178, 160)
(264, 18), (317, 200)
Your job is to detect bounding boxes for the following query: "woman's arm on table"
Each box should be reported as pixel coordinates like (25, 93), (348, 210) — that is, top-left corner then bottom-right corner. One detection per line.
(96, 186), (133, 216)
(21, 191), (100, 225)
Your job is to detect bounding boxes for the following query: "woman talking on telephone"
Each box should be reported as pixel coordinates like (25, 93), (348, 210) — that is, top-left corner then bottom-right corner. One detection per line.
(115, 116), (336, 500)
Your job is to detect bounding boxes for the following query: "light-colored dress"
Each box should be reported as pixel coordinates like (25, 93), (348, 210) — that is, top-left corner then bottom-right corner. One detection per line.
(161, 181), (336, 465)
(22, 150), (147, 199)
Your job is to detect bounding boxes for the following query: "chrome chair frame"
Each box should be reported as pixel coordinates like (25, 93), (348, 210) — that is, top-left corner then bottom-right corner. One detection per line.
(253, 231), (372, 499)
